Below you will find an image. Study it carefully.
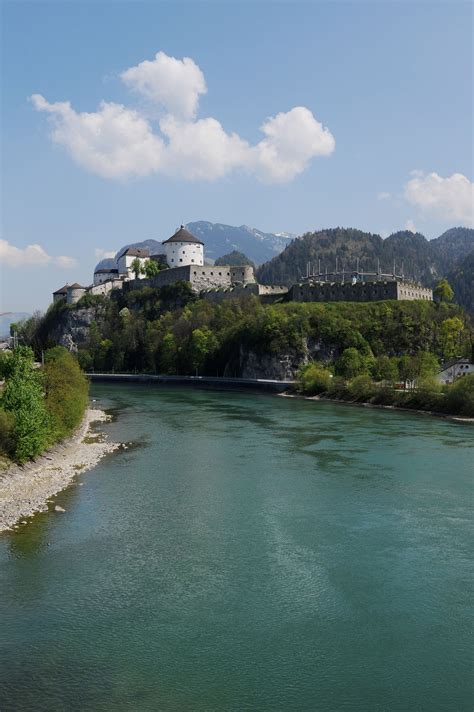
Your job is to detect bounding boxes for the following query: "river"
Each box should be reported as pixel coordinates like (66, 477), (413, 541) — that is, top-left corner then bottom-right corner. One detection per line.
(1, 385), (472, 711)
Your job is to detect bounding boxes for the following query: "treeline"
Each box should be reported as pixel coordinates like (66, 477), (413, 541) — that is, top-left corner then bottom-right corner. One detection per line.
(16, 284), (473, 382)
(0, 347), (89, 464)
(296, 362), (474, 417)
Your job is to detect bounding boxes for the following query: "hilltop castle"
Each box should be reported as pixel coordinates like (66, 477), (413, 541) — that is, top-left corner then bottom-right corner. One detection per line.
(53, 225), (433, 305)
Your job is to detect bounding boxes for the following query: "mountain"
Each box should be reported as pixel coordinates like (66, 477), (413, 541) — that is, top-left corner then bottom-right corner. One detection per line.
(256, 227), (474, 289)
(186, 222), (295, 264)
(0, 312), (31, 339)
(214, 251), (255, 267)
(446, 251), (474, 316)
(430, 227), (474, 265)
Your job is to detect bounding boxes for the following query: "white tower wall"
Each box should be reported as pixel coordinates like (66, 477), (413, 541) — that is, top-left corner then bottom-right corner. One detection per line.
(163, 241), (204, 267)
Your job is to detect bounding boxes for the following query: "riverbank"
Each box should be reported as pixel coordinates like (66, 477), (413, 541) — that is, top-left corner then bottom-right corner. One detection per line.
(0, 408), (119, 532)
(279, 392), (474, 422)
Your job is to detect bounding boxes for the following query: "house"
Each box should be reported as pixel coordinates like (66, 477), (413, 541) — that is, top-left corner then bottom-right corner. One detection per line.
(52, 284), (69, 303)
(117, 247), (150, 279)
(436, 358), (474, 385)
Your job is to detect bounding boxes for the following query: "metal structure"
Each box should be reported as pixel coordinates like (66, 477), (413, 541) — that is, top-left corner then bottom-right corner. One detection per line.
(302, 257), (407, 284)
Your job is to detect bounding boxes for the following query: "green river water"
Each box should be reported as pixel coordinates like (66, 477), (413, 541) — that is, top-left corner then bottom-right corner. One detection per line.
(0, 384), (472, 711)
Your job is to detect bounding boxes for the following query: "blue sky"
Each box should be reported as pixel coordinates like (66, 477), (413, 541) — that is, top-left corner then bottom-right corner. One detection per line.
(1, 0), (472, 312)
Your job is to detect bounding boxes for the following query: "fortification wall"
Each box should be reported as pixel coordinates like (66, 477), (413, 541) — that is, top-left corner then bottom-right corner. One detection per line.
(289, 280), (432, 303)
(89, 279), (124, 297)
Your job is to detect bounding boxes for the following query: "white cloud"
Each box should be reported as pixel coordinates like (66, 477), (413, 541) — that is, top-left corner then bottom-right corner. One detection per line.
(30, 95), (164, 180)
(121, 51), (206, 120)
(404, 171), (474, 226)
(377, 191), (390, 200)
(95, 248), (116, 259)
(30, 51), (335, 183)
(0, 239), (77, 268)
(404, 219), (417, 233)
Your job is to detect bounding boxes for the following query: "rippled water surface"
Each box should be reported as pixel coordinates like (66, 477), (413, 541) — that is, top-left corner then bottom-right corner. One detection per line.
(1, 385), (473, 711)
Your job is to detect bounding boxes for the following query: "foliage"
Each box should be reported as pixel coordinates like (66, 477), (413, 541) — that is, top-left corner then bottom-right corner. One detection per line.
(297, 362), (332, 395)
(0, 346), (89, 464)
(143, 259), (161, 279)
(335, 348), (370, 379)
(0, 347), (51, 463)
(131, 257), (143, 279)
(439, 317), (465, 359)
(445, 374), (474, 416)
(43, 347), (89, 440)
(434, 279), (454, 303)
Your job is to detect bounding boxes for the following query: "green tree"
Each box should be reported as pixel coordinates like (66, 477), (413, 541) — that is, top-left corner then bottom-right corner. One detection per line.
(335, 348), (368, 379)
(298, 362), (332, 395)
(1, 347), (51, 463)
(143, 259), (160, 279)
(372, 355), (399, 383)
(188, 327), (218, 374)
(159, 333), (178, 374)
(439, 317), (464, 359)
(130, 258), (143, 280)
(434, 279), (454, 303)
(43, 347), (89, 440)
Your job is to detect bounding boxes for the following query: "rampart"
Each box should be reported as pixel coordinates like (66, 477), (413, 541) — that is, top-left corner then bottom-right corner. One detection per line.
(289, 279), (432, 303)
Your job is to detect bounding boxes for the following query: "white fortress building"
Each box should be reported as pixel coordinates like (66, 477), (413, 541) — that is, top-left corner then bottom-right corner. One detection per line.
(162, 225), (204, 267)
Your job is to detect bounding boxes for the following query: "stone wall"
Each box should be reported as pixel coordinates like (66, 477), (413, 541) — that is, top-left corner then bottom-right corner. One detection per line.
(289, 280), (432, 303)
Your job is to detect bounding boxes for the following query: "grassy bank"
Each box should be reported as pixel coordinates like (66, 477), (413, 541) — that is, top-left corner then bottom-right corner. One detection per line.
(295, 363), (474, 418)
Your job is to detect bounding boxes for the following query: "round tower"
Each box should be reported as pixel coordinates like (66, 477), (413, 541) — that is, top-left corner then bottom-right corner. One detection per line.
(162, 225), (204, 267)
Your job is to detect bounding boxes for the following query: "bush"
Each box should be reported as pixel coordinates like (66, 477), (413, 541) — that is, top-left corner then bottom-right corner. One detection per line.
(348, 375), (376, 402)
(297, 362), (332, 395)
(0, 409), (15, 457)
(445, 374), (474, 417)
(43, 347), (89, 440)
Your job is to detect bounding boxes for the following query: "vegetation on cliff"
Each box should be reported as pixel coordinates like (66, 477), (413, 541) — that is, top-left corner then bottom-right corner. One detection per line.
(0, 346), (89, 464)
(18, 285), (473, 383)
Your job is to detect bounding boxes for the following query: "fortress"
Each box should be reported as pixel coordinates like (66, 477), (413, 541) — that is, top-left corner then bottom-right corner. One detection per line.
(52, 225), (433, 305)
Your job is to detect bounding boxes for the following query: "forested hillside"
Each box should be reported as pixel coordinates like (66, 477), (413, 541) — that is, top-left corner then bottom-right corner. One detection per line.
(256, 227), (474, 313)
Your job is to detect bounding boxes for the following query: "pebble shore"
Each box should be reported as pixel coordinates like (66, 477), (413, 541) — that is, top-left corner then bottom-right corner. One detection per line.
(0, 408), (119, 533)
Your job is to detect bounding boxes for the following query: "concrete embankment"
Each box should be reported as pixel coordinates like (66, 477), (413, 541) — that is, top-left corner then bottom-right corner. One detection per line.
(87, 373), (294, 393)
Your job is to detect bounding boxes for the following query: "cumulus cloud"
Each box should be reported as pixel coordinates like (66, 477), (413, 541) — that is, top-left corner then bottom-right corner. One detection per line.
(121, 51), (206, 119)
(0, 239), (77, 268)
(404, 171), (474, 226)
(30, 51), (335, 183)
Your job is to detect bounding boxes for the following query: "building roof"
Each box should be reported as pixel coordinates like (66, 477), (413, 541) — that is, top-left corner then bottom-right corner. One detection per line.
(162, 225), (204, 245)
(121, 247), (150, 258)
(94, 267), (119, 274)
(53, 284), (68, 295)
(67, 283), (86, 290)
(438, 358), (472, 373)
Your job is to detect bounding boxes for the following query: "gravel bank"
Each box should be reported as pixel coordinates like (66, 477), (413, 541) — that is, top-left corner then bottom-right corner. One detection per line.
(0, 408), (119, 532)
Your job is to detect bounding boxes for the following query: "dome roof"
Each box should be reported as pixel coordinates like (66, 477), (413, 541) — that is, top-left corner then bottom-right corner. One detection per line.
(162, 225), (204, 245)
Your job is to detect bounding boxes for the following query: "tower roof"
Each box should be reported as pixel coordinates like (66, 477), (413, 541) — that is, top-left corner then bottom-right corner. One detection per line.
(121, 247), (150, 258)
(53, 284), (68, 295)
(162, 225), (204, 245)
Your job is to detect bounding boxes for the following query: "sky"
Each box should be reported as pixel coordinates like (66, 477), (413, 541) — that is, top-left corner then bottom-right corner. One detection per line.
(1, 0), (473, 312)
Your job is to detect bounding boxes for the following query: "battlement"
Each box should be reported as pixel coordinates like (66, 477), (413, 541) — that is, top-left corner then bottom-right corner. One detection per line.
(289, 279), (432, 303)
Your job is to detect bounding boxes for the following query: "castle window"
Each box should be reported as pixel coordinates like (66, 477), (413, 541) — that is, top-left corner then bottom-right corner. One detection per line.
(227, 272), (230, 276)
(171, 258), (174, 263)
(191, 259), (194, 263)
(179, 258), (183, 262)
(218, 272), (222, 276)
(193, 271), (197, 275)
(210, 271), (214, 276)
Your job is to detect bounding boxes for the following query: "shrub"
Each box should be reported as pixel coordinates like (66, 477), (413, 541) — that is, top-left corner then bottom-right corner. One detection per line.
(0, 409), (15, 457)
(445, 374), (474, 417)
(43, 347), (89, 440)
(348, 375), (376, 402)
(297, 362), (332, 395)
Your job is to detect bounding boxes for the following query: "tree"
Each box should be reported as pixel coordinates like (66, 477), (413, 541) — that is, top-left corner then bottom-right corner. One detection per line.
(159, 333), (178, 374)
(298, 362), (332, 395)
(440, 317), (464, 359)
(372, 355), (399, 383)
(188, 327), (217, 374)
(1, 347), (51, 463)
(335, 348), (368, 379)
(130, 258), (143, 280)
(434, 279), (454, 303)
(143, 259), (160, 279)
(43, 347), (89, 439)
